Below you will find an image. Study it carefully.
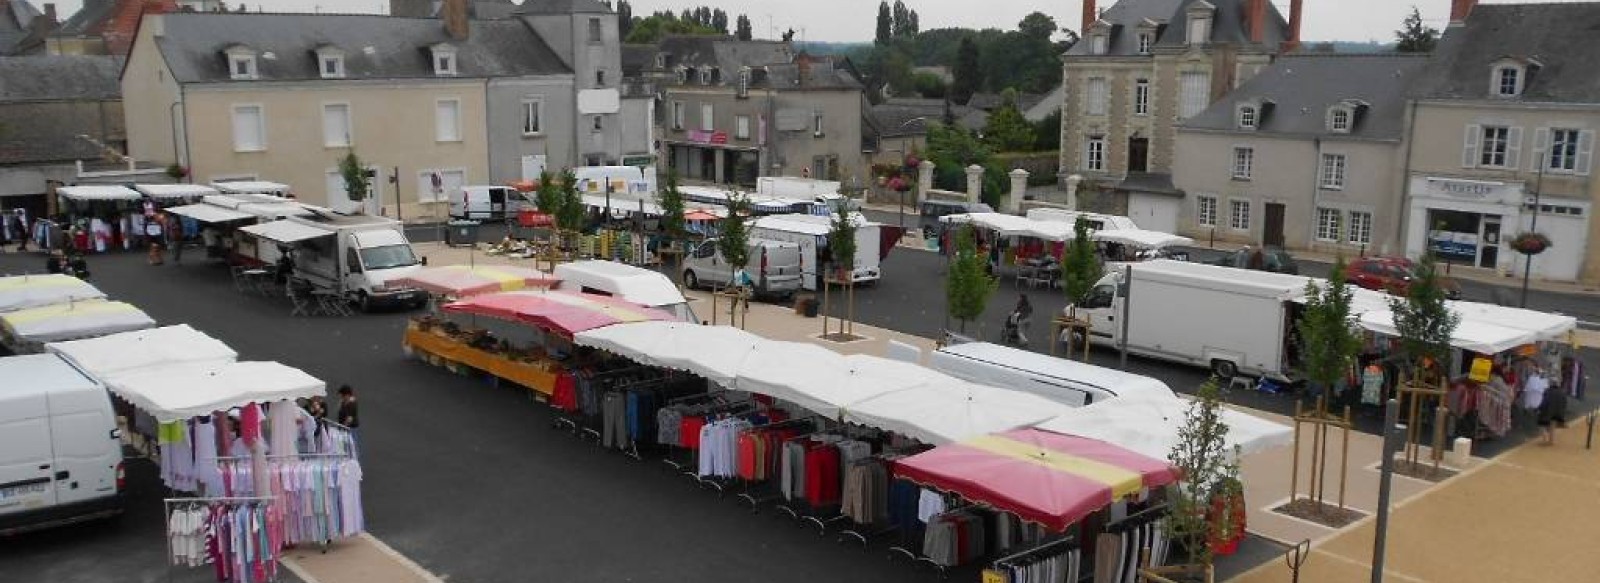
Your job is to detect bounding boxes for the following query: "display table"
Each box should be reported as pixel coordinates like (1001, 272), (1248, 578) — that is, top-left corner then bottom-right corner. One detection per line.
(403, 324), (559, 395)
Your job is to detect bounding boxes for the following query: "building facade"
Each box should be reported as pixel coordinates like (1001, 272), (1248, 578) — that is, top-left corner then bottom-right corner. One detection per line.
(0, 55), (127, 213)
(1173, 53), (1425, 254)
(1059, 0), (1300, 226)
(1404, 1), (1600, 283)
(121, 1), (630, 218)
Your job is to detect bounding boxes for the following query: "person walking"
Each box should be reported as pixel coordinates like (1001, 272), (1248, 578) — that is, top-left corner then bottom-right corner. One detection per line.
(168, 214), (186, 263)
(7, 209), (28, 252)
(145, 213), (165, 265)
(336, 385), (360, 444)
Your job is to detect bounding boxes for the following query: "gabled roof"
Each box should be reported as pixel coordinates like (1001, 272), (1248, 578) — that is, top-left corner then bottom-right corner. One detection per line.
(620, 43), (657, 77)
(56, 0), (116, 35)
(1067, 0), (1183, 57)
(1153, 0), (1288, 49)
(1182, 53), (1428, 141)
(1408, 3), (1600, 103)
(515, 0), (611, 15)
(151, 13), (571, 83)
(0, 0), (43, 54)
(0, 55), (123, 101)
(654, 35), (791, 71)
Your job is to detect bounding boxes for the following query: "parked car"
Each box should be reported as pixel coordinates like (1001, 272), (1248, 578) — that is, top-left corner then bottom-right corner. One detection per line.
(1208, 246), (1300, 274)
(919, 200), (993, 238)
(1345, 256), (1463, 300)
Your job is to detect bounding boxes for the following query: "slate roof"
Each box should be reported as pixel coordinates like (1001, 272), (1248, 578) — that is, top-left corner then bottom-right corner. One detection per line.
(1409, 3), (1600, 103)
(654, 35), (791, 71)
(1067, 0), (1287, 57)
(1, 0), (43, 55)
(515, 0), (610, 15)
(152, 13), (571, 83)
(1182, 53), (1427, 141)
(870, 98), (976, 137)
(56, 0), (115, 35)
(620, 43), (657, 77)
(0, 55), (123, 101)
(1116, 172), (1181, 196)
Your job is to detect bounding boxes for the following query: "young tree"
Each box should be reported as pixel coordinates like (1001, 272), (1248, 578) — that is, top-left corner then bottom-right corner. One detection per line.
(946, 224), (997, 332)
(983, 90), (1035, 152)
(1296, 257), (1364, 409)
(891, 0), (909, 38)
(875, 1), (892, 45)
(1394, 6), (1438, 53)
(716, 193), (751, 283)
(656, 170), (687, 245)
(1060, 216), (1099, 305)
(534, 169), (561, 215)
(827, 203), (857, 277)
(951, 36), (981, 105)
(1387, 254), (1460, 380)
(554, 168), (585, 233)
(1166, 377), (1244, 572)
(735, 14), (752, 41)
(711, 8), (728, 34)
(338, 150), (369, 203)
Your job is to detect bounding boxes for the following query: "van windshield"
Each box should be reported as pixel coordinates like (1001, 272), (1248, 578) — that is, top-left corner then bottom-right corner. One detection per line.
(359, 244), (419, 270)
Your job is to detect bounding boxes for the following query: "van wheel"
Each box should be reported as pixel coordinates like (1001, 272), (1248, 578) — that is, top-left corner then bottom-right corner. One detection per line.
(1211, 359), (1238, 379)
(683, 271), (699, 290)
(358, 292), (373, 313)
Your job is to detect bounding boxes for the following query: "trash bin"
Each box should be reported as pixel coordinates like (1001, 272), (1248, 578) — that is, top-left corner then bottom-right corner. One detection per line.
(445, 220), (480, 247)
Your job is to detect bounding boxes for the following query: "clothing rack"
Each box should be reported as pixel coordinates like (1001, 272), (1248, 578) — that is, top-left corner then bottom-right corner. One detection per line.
(993, 536), (1077, 568)
(728, 417), (817, 507)
(837, 451), (910, 548)
(162, 496), (278, 583)
(1106, 504), (1167, 534)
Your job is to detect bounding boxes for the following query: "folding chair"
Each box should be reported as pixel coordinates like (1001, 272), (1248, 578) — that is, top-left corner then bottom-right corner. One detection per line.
(287, 279), (314, 317)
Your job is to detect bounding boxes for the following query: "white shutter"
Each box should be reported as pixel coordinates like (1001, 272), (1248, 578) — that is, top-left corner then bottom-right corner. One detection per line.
(323, 104), (350, 147)
(1530, 128), (1548, 171)
(435, 100), (461, 141)
(232, 106), (263, 151)
(1462, 124), (1480, 168)
(326, 170), (348, 204)
(700, 104), (714, 131)
(1577, 130), (1595, 176)
(1505, 126), (1523, 169)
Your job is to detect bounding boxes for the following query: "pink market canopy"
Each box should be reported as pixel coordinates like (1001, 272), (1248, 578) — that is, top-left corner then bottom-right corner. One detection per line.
(442, 291), (676, 337)
(894, 428), (1179, 532)
(391, 265), (560, 298)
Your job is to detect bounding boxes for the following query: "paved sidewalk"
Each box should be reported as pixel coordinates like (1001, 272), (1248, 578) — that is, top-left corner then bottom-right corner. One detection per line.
(1231, 417), (1600, 583)
(280, 534), (441, 583)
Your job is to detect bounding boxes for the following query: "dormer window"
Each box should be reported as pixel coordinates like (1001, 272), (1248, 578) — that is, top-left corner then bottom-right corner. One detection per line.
(655, 53), (667, 68)
(225, 45), (258, 80)
(1090, 34), (1108, 55)
(1185, 1), (1215, 47)
(431, 43), (458, 76)
(737, 67), (750, 98)
(1329, 108), (1351, 132)
(1495, 65), (1522, 97)
(1137, 33), (1154, 55)
(315, 46), (345, 79)
(676, 67), (688, 84)
(699, 69), (711, 85)
(1237, 105), (1257, 129)
(710, 67), (721, 84)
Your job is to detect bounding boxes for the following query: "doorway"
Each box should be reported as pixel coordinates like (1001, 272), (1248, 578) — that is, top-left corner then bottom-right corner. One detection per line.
(1128, 138), (1149, 173)
(1480, 217), (1501, 268)
(1263, 202), (1285, 247)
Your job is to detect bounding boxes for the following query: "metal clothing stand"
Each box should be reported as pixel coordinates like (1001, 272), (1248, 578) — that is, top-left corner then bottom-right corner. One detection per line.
(163, 496), (277, 583)
(991, 536), (1078, 574)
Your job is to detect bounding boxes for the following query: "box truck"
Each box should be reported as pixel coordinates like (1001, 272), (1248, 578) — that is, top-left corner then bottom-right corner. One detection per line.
(0, 354), (124, 535)
(1076, 259), (1311, 380)
(240, 212), (425, 311)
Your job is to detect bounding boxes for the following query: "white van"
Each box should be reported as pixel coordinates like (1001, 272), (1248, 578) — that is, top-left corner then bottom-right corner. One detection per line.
(449, 185), (529, 220)
(553, 260), (698, 323)
(682, 238), (804, 299)
(0, 354), (124, 535)
(928, 341), (1175, 407)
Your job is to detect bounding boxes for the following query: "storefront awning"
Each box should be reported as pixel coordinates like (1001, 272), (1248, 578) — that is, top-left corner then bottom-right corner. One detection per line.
(239, 220), (331, 245)
(135, 184), (220, 199)
(57, 185), (140, 201)
(47, 324), (237, 378)
(442, 291), (676, 337)
(0, 274), (105, 313)
(166, 203), (254, 224)
(894, 428), (1180, 532)
(103, 361), (325, 423)
(0, 299), (156, 344)
(1035, 395), (1292, 463)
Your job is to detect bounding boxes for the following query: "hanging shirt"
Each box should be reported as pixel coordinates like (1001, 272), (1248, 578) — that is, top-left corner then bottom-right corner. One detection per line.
(917, 488), (946, 523)
(1522, 373), (1549, 410)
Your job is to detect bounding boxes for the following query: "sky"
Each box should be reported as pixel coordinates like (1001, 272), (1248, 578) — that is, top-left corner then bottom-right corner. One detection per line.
(28, 0), (1590, 43)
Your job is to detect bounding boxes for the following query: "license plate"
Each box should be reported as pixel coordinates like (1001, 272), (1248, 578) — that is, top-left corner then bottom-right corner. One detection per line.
(0, 483), (47, 500)
(397, 293), (415, 300)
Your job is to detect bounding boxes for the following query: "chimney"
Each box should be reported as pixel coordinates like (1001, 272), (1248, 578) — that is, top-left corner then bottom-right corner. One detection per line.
(1280, 0), (1302, 52)
(1247, 0), (1267, 44)
(43, 3), (57, 23)
(442, 0), (469, 40)
(1450, 0), (1478, 26)
(1081, 0), (1097, 36)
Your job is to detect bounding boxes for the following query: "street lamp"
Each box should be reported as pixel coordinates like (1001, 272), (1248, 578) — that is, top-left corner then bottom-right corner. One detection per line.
(1520, 163), (1546, 308)
(893, 116), (927, 230)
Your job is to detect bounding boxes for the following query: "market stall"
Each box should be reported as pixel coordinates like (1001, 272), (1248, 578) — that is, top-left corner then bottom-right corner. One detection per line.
(1034, 395), (1292, 462)
(1358, 309), (1539, 355)
(1092, 228), (1194, 264)
(211, 181), (291, 197)
(391, 265), (560, 298)
(55, 185), (142, 202)
(0, 299), (156, 351)
(46, 324), (238, 378)
(134, 184), (220, 201)
(0, 274), (105, 312)
(841, 379), (1073, 445)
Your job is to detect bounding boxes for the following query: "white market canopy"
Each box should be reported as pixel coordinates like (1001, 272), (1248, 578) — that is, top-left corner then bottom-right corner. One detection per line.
(240, 220), (331, 245)
(212, 181), (291, 195)
(135, 184), (219, 199)
(1000, 220), (1074, 242)
(1359, 309), (1538, 355)
(575, 321), (764, 387)
(47, 324), (237, 378)
(104, 361), (325, 423)
(56, 185), (140, 201)
(1034, 395), (1292, 462)
(1446, 300), (1577, 341)
(940, 212), (1039, 234)
(165, 203), (254, 224)
(0, 274), (105, 312)
(841, 379), (1073, 445)
(1091, 229), (1194, 250)
(0, 299), (156, 344)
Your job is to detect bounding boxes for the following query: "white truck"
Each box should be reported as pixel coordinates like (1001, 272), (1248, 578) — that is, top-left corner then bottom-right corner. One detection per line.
(750, 213), (883, 290)
(240, 212), (425, 311)
(1076, 259), (1310, 380)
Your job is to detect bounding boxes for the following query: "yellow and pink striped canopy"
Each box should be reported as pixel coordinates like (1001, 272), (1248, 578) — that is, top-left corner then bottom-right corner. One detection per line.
(392, 265), (559, 298)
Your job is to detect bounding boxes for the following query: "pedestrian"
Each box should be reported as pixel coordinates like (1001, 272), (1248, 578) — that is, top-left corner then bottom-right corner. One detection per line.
(168, 214), (185, 263)
(1531, 368), (1564, 445)
(1011, 293), (1033, 345)
(145, 213), (165, 265)
(336, 385), (360, 443)
(8, 209), (29, 252)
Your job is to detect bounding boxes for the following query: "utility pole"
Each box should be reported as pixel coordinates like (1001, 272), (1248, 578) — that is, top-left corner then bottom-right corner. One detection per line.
(1520, 162), (1545, 308)
(1372, 398), (1402, 583)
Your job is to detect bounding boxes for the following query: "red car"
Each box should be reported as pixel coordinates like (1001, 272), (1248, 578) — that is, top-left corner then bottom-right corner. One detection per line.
(1345, 257), (1463, 299)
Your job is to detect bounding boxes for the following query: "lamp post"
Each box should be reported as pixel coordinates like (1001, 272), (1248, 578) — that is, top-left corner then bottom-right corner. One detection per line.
(1520, 163), (1546, 308)
(893, 117), (927, 229)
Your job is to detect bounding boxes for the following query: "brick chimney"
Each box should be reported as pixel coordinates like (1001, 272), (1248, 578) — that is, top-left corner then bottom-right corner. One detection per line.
(1450, 0), (1478, 26)
(442, 0), (469, 40)
(1280, 0), (1302, 52)
(1246, 0), (1267, 44)
(1081, 0), (1096, 36)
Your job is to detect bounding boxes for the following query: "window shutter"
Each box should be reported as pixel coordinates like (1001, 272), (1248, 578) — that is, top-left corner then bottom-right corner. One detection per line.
(1530, 128), (1549, 171)
(1506, 126), (1523, 169)
(1462, 124), (1480, 168)
(1578, 130), (1595, 176)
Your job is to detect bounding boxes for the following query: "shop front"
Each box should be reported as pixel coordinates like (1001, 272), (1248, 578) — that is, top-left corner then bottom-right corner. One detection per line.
(1406, 176), (1524, 271)
(663, 130), (760, 187)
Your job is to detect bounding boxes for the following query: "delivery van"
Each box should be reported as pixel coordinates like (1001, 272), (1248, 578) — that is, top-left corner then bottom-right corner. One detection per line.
(449, 185), (529, 220)
(0, 354), (125, 535)
(681, 238), (804, 299)
(240, 212), (425, 311)
(928, 341), (1175, 407)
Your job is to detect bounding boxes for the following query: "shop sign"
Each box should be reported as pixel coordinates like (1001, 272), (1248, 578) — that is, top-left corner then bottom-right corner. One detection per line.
(687, 130), (728, 145)
(1420, 177), (1519, 202)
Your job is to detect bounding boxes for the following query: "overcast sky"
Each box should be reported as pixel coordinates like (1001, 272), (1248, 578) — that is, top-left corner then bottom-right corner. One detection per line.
(31, 0), (1586, 43)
